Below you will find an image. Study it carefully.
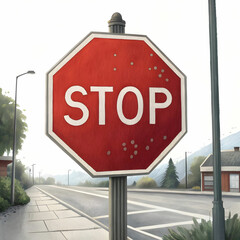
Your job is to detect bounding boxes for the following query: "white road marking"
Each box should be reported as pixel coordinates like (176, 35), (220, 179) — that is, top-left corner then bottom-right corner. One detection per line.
(128, 209), (165, 215)
(49, 185), (210, 220)
(137, 220), (201, 231)
(127, 199), (210, 220)
(45, 185), (211, 239)
(128, 225), (163, 240)
(95, 209), (164, 219)
(48, 185), (109, 199)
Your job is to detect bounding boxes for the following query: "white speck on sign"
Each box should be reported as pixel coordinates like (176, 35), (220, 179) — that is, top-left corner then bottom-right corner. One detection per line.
(134, 150), (138, 155)
(114, 53), (117, 57)
(123, 147), (127, 151)
(158, 74), (162, 78)
(131, 140), (135, 145)
(150, 53), (153, 57)
(113, 68), (117, 71)
(130, 62), (134, 65)
(163, 136), (167, 140)
(107, 151), (111, 156)
(161, 69), (165, 73)
(122, 142), (126, 147)
(149, 68), (151, 71)
(165, 78), (169, 82)
(130, 155), (133, 159)
(146, 146), (150, 150)
(134, 144), (138, 149)
(150, 138), (154, 142)
(154, 66), (157, 70)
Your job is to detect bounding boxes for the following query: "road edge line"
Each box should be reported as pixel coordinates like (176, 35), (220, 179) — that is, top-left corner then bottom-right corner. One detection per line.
(35, 186), (133, 240)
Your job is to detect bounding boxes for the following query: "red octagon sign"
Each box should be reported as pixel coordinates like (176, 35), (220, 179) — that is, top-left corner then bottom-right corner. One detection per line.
(47, 32), (187, 177)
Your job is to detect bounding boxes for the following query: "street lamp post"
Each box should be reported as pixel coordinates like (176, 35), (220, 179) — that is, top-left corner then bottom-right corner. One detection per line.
(208, 0), (225, 239)
(10, 70), (35, 205)
(32, 164), (36, 185)
(185, 152), (188, 189)
(185, 151), (191, 189)
(68, 169), (71, 186)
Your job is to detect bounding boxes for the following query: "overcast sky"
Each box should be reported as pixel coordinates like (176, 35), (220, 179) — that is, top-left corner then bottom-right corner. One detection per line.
(1, 0), (240, 177)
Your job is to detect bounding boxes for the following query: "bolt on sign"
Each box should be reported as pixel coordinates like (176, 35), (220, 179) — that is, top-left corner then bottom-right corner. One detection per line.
(47, 32), (187, 177)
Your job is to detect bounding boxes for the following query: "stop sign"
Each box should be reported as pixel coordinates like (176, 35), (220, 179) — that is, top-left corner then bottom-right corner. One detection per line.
(47, 32), (186, 177)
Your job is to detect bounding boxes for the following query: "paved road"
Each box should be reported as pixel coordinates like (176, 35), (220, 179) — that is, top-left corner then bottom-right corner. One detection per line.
(37, 185), (240, 240)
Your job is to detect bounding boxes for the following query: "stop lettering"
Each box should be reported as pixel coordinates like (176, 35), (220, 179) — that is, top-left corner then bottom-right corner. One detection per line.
(47, 33), (187, 177)
(64, 86), (172, 126)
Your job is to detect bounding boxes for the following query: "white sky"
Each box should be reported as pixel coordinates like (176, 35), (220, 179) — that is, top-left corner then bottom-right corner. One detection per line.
(1, 0), (240, 177)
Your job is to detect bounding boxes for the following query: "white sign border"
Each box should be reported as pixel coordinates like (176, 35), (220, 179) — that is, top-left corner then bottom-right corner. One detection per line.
(47, 32), (187, 177)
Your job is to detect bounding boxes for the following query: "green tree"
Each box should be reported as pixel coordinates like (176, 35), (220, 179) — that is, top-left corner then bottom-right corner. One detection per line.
(7, 159), (26, 181)
(45, 177), (55, 185)
(7, 159), (32, 189)
(161, 158), (179, 188)
(188, 156), (205, 187)
(0, 88), (28, 155)
(0, 177), (30, 206)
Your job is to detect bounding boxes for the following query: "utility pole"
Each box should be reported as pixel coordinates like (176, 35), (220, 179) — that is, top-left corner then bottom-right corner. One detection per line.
(68, 169), (71, 186)
(208, 0), (225, 239)
(32, 164), (36, 185)
(185, 152), (188, 189)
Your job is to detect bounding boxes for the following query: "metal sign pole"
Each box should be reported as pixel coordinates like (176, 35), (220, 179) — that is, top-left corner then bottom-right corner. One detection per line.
(185, 152), (188, 189)
(208, 0), (225, 239)
(108, 13), (127, 240)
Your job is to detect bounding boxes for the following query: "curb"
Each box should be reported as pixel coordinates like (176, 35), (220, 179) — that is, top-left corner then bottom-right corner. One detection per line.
(35, 186), (109, 231)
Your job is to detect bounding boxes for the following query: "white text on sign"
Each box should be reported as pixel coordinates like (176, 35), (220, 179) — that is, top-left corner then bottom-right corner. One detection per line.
(64, 86), (172, 126)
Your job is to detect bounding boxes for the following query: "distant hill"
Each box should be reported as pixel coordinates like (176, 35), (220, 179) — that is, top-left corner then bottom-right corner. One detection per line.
(176, 130), (240, 180)
(54, 170), (91, 185)
(129, 131), (240, 185)
(53, 131), (240, 186)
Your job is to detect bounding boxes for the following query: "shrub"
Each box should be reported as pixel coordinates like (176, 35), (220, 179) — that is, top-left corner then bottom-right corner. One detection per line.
(0, 177), (11, 202)
(136, 176), (157, 188)
(79, 180), (95, 187)
(14, 180), (30, 205)
(97, 180), (109, 187)
(79, 180), (110, 187)
(0, 177), (30, 206)
(192, 186), (201, 191)
(225, 213), (240, 239)
(163, 213), (240, 240)
(163, 218), (212, 240)
(0, 196), (10, 212)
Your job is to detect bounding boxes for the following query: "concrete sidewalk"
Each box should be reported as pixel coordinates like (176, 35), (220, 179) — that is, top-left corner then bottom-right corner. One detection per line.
(0, 186), (108, 240)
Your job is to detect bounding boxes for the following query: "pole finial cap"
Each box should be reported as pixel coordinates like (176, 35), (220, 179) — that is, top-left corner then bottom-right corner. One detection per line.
(108, 12), (126, 27)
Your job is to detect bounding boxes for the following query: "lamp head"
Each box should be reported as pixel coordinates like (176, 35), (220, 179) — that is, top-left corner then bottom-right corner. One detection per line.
(27, 70), (35, 74)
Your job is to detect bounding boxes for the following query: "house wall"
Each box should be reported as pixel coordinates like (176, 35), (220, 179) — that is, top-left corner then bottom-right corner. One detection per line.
(0, 162), (8, 177)
(202, 172), (213, 191)
(221, 172), (229, 192)
(202, 171), (240, 192)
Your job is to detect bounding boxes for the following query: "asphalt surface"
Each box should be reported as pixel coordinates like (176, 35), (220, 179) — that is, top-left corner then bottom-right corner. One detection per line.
(37, 185), (240, 240)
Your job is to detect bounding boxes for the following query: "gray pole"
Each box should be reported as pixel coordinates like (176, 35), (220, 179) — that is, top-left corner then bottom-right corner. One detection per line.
(10, 75), (19, 205)
(208, 0), (225, 239)
(185, 152), (187, 189)
(10, 70), (35, 205)
(108, 12), (127, 240)
(32, 164), (36, 185)
(68, 169), (71, 186)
